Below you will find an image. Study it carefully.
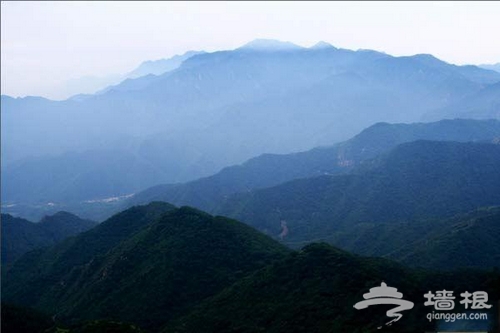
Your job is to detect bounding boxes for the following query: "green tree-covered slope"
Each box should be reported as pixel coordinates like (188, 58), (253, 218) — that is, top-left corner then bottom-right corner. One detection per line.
(1, 212), (97, 266)
(216, 141), (500, 270)
(2, 203), (289, 331)
(164, 243), (500, 333)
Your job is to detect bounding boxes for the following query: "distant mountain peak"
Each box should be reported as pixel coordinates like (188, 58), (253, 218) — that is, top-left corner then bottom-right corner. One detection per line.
(410, 53), (446, 66)
(310, 41), (336, 50)
(239, 39), (303, 51)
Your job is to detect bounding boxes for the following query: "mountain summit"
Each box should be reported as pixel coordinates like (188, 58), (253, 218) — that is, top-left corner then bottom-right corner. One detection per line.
(310, 41), (336, 49)
(239, 38), (303, 51)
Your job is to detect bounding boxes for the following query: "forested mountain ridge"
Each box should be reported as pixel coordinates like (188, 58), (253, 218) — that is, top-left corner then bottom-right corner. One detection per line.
(164, 243), (500, 333)
(1, 212), (96, 266)
(2, 202), (290, 331)
(215, 140), (500, 266)
(3, 204), (499, 333)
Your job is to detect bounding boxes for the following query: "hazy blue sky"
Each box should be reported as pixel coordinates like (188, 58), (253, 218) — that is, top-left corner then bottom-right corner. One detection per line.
(2, 1), (500, 99)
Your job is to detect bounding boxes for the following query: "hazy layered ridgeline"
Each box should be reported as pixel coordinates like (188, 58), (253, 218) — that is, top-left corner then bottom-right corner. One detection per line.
(127, 119), (500, 215)
(4, 122), (500, 330)
(4, 118), (500, 221)
(2, 41), (500, 221)
(3, 4), (500, 331)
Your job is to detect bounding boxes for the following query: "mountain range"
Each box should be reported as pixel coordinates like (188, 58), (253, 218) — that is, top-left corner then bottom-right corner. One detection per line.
(3, 38), (500, 333)
(4, 137), (500, 272)
(3, 40), (500, 214)
(126, 118), (500, 216)
(3, 203), (499, 333)
(216, 140), (500, 267)
(4, 118), (500, 222)
(54, 50), (204, 100)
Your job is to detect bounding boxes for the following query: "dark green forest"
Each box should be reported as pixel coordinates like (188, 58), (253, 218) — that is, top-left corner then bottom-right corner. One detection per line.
(3, 203), (499, 332)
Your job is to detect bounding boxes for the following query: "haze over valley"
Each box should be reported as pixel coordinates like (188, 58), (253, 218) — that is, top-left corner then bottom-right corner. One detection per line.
(2, 2), (500, 332)
(3, 40), (500, 221)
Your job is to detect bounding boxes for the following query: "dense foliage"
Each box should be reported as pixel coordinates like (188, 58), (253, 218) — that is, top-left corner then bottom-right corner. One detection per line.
(2, 203), (289, 331)
(164, 243), (500, 333)
(3, 203), (499, 332)
(388, 207), (500, 269)
(1, 212), (96, 266)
